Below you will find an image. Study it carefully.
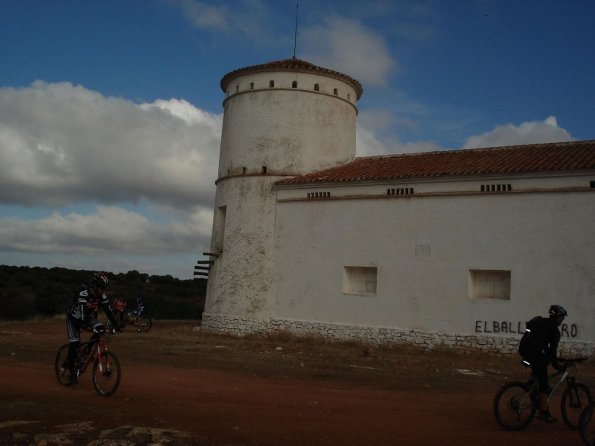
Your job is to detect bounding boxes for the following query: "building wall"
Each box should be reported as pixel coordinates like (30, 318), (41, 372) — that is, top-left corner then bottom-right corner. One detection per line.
(266, 180), (594, 349)
(204, 176), (279, 317)
(201, 313), (593, 356)
(203, 168), (594, 353)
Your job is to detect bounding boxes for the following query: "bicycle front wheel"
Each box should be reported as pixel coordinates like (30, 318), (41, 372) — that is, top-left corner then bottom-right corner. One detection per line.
(493, 381), (536, 431)
(55, 343), (74, 386)
(136, 316), (152, 332)
(92, 351), (121, 397)
(562, 382), (593, 430)
(580, 402), (595, 446)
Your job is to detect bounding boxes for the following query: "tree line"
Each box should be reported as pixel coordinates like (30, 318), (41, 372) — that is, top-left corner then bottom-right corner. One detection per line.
(0, 265), (206, 320)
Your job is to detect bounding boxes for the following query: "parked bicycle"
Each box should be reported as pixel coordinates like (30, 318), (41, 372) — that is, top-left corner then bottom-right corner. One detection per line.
(581, 402), (595, 445)
(55, 328), (121, 397)
(493, 357), (592, 431)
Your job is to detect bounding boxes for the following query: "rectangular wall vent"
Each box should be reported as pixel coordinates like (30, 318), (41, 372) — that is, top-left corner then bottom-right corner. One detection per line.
(387, 188), (414, 196)
(307, 192), (331, 199)
(481, 184), (512, 192)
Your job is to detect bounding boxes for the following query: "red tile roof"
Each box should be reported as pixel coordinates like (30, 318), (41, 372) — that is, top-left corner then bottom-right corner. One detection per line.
(220, 58), (364, 99)
(275, 140), (595, 185)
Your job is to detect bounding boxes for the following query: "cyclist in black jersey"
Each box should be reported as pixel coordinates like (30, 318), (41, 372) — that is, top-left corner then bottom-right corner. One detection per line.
(65, 272), (118, 383)
(518, 304), (568, 423)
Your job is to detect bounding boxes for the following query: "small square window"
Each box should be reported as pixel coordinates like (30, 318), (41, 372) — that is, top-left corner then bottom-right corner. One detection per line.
(469, 269), (511, 300)
(343, 266), (377, 295)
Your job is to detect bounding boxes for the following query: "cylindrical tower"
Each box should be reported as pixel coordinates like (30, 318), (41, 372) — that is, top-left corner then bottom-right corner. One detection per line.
(203, 58), (362, 326)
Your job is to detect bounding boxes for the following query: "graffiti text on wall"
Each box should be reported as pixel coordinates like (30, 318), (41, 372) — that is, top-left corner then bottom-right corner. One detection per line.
(474, 321), (579, 338)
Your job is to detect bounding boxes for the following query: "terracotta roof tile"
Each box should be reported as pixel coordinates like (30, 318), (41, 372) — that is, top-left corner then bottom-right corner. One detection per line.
(275, 140), (595, 185)
(220, 58), (363, 99)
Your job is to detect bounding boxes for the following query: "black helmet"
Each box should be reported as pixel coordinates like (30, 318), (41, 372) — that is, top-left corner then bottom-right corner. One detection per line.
(90, 272), (109, 289)
(549, 305), (568, 318)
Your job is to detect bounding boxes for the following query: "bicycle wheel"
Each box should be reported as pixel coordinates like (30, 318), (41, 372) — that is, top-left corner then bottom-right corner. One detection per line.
(493, 381), (536, 431)
(136, 316), (152, 332)
(580, 402), (595, 446)
(55, 343), (75, 386)
(562, 382), (593, 430)
(92, 351), (121, 397)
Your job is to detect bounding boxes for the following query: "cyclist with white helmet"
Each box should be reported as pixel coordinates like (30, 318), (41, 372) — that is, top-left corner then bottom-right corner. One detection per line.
(65, 272), (118, 383)
(518, 304), (569, 423)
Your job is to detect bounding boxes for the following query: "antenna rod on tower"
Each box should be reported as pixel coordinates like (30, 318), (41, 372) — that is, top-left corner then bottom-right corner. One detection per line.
(292, 2), (299, 59)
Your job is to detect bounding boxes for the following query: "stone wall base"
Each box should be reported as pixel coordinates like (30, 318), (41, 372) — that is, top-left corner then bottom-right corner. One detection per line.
(201, 312), (594, 357)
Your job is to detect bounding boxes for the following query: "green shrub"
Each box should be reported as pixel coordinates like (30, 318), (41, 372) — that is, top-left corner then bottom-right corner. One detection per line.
(0, 291), (36, 320)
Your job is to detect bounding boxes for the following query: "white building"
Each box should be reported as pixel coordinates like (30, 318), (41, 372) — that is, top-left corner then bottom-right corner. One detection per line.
(202, 58), (595, 355)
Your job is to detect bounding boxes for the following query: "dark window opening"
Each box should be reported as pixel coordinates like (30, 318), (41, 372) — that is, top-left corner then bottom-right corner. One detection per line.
(333, 88), (338, 96)
(269, 80), (275, 88)
(262, 166), (267, 174)
(250, 82), (254, 89)
(292, 81), (297, 88)
(314, 83), (319, 91)
(590, 180), (595, 188)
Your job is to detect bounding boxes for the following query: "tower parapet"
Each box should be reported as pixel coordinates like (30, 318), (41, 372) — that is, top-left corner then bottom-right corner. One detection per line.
(217, 58), (362, 181)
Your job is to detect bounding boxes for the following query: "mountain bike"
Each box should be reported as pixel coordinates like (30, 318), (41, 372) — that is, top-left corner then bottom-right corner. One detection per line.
(108, 308), (152, 333)
(493, 357), (592, 431)
(55, 328), (121, 397)
(127, 308), (152, 332)
(581, 402), (595, 445)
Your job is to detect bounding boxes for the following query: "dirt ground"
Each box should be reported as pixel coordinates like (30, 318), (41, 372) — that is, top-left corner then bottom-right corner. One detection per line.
(0, 320), (593, 446)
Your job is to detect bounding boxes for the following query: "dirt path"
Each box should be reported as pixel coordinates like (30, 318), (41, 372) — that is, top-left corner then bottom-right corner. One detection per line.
(0, 320), (591, 445)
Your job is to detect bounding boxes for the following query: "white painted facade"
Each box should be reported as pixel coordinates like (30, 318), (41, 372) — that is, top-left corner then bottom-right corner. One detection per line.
(203, 59), (595, 355)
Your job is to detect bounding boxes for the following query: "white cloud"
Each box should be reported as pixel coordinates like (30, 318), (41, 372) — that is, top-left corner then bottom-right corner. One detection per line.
(357, 123), (439, 156)
(302, 16), (395, 87)
(356, 108), (439, 156)
(0, 81), (221, 275)
(357, 112), (575, 156)
(462, 116), (573, 149)
(171, 0), (273, 44)
(0, 81), (222, 208)
(0, 205), (213, 256)
(173, 0), (230, 31)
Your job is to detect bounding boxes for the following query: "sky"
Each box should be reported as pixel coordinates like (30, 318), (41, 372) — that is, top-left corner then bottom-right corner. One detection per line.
(1, 0), (594, 279)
